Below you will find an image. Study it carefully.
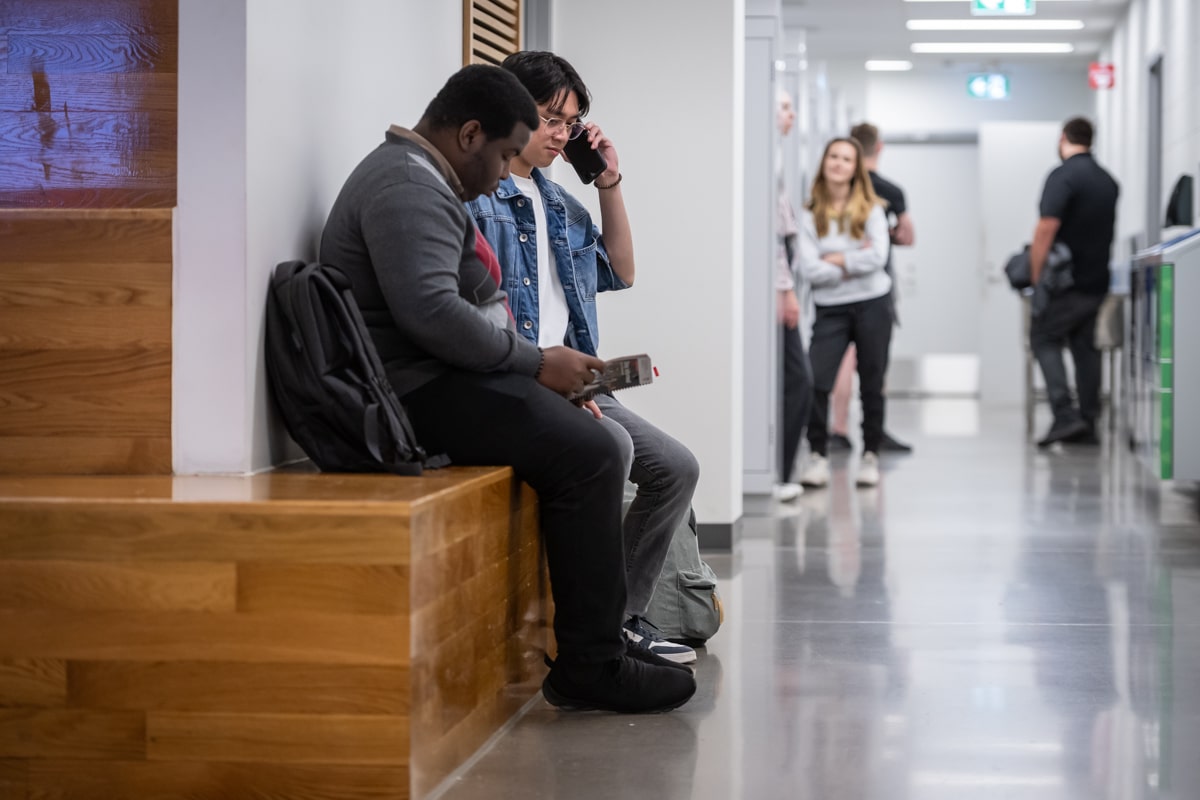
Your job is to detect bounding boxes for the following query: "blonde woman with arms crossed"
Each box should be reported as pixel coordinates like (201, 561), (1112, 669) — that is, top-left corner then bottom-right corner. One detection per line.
(796, 138), (890, 488)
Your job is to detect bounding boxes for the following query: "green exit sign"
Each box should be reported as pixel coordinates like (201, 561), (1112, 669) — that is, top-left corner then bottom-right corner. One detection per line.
(972, 0), (1036, 14)
(968, 73), (1010, 99)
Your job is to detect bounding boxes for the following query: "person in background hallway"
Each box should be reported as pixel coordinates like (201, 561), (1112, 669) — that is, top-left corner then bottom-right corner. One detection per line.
(826, 123), (915, 455)
(1029, 116), (1119, 447)
(774, 89), (813, 502)
(318, 64), (695, 713)
(467, 51), (701, 664)
(797, 138), (891, 489)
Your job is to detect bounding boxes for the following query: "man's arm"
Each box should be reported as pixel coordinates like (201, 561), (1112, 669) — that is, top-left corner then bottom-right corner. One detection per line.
(891, 211), (914, 246)
(363, 182), (540, 376)
(587, 123), (635, 286)
(1029, 216), (1061, 285)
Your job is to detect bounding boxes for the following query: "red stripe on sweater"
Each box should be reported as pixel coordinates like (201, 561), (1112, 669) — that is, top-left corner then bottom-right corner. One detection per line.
(474, 226), (514, 321)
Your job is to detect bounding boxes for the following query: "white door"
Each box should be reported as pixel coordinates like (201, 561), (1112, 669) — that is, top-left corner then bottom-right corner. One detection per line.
(978, 122), (1063, 406)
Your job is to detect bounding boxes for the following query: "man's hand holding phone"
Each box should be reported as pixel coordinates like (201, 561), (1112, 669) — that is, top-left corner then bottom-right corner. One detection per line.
(563, 121), (619, 186)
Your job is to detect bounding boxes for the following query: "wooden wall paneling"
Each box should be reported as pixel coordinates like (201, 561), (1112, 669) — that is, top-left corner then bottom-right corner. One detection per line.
(67, 662), (411, 716)
(0, 1), (181, 36)
(0, 208), (173, 474)
(0, 349), (170, 431)
(0, 0), (178, 209)
(0, 708), (146, 760)
(0, 210), (172, 262)
(0, 73), (177, 113)
(0, 758), (27, 798)
(5, 33), (177, 73)
(0, 659), (67, 709)
(0, 436), (171, 475)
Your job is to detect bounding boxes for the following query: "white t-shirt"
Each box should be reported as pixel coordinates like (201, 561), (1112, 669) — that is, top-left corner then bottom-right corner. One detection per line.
(511, 174), (571, 348)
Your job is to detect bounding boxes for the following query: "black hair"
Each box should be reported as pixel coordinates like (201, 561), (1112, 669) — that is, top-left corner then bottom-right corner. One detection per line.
(1062, 117), (1094, 148)
(500, 50), (592, 118)
(421, 64), (539, 140)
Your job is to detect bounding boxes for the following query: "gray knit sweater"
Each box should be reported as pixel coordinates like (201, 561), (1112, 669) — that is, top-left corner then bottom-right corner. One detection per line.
(319, 128), (542, 397)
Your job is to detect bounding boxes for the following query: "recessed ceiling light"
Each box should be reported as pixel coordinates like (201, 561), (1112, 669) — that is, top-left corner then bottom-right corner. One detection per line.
(865, 60), (915, 71)
(907, 19), (1085, 31)
(911, 42), (1076, 53)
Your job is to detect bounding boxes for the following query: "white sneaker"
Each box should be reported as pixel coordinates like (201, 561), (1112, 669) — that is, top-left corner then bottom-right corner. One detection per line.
(799, 455), (830, 488)
(856, 452), (880, 487)
(773, 482), (803, 502)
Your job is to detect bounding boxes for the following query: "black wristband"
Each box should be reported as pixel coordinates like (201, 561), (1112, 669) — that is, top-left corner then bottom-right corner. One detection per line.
(534, 347), (545, 379)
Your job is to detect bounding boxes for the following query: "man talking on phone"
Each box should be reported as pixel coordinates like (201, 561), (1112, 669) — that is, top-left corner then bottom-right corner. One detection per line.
(467, 51), (704, 665)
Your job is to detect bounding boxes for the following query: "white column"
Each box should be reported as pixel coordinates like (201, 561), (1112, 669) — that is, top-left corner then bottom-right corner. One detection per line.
(175, 0), (252, 474)
(743, 0), (782, 496)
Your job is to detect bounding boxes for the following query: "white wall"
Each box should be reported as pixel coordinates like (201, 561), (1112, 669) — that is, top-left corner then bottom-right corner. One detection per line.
(175, 0), (462, 473)
(552, 0), (747, 525)
(244, 0), (463, 468)
(1097, 0), (1199, 249)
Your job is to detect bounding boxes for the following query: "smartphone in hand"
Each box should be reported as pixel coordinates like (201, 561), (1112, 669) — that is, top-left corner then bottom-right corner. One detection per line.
(563, 134), (608, 185)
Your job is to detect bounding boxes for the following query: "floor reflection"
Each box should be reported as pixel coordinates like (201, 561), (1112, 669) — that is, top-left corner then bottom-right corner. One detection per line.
(432, 401), (1200, 800)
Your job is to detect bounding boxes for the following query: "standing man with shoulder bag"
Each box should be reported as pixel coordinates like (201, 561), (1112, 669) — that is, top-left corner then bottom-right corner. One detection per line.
(1028, 117), (1119, 448)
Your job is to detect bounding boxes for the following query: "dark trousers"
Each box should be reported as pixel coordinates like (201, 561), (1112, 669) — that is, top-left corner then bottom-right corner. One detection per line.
(780, 323), (813, 482)
(806, 295), (893, 456)
(403, 370), (628, 664)
(1030, 290), (1106, 427)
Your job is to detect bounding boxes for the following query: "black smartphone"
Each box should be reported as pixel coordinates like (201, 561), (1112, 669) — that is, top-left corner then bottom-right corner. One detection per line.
(562, 134), (608, 185)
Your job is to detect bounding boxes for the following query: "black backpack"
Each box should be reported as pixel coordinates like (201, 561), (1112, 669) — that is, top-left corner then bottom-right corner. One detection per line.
(265, 260), (449, 474)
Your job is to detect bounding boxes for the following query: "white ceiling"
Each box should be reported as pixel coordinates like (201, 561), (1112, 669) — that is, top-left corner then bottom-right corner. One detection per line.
(780, 0), (1131, 69)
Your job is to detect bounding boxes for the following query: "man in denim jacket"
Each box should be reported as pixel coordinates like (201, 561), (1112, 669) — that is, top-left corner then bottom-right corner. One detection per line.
(467, 51), (701, 664)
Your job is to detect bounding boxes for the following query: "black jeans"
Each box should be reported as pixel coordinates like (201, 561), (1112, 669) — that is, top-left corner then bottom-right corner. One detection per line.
(1030, 290), (1106, 428)
(806, 295), (893, 456)
(403, 369), (628, 665)
(780, 323), (813, 482)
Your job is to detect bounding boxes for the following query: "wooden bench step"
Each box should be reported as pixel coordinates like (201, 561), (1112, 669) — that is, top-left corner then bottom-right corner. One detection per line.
(0, 468), (549, 799)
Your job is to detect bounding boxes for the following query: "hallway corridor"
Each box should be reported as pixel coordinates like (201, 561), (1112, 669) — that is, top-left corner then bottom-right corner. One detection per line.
(434, 399), (1200, 800)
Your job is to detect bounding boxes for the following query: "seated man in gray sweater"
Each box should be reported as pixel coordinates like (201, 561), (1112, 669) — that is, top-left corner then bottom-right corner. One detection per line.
(318, 64), (695, 714)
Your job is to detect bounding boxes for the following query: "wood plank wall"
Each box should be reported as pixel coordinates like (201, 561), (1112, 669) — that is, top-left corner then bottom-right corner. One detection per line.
(0, 0), (177, 209)
(0, 0), (178, 474)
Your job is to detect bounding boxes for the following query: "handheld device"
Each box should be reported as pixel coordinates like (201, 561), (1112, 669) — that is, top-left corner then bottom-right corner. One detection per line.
(563, 134), (608, 185)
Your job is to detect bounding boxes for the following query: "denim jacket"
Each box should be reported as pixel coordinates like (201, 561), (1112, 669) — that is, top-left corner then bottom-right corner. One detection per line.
(466, 169), (628, 356)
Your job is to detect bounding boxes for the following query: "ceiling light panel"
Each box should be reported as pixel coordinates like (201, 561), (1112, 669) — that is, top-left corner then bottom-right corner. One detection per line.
(911, 42), (1076, 53)
(907, 19), (1085, 31)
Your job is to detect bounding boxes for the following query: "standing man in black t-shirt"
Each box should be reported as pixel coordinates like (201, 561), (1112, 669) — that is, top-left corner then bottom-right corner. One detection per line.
(843, 123), (914, 453)
(1029, 117), (1120, 447)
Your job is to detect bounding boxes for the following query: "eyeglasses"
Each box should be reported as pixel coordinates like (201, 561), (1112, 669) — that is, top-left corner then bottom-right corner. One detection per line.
(539, 115), (587, 140)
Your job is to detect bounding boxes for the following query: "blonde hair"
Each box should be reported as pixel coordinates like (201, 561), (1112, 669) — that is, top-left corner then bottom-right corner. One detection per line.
(806, 137), (878, 239)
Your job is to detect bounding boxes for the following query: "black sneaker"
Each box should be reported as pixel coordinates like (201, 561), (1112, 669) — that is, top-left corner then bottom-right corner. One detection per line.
(879, 431), (913, 453)
(1066, 423), (1100, 445)
(828, 433), (853, 452)
(542, 654), (697, 713)
(1037, 419), (1089, 448)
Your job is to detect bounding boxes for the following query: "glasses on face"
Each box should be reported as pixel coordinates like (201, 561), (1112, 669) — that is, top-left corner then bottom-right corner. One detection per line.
(539, 115), (587, 140)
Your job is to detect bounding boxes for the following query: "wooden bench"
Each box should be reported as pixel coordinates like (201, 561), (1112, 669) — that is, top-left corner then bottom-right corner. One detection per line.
(0, 467), (549, 799)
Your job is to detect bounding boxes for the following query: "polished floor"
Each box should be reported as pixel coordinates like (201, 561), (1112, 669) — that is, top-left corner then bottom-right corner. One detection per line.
(432, 399), (1200, 800)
